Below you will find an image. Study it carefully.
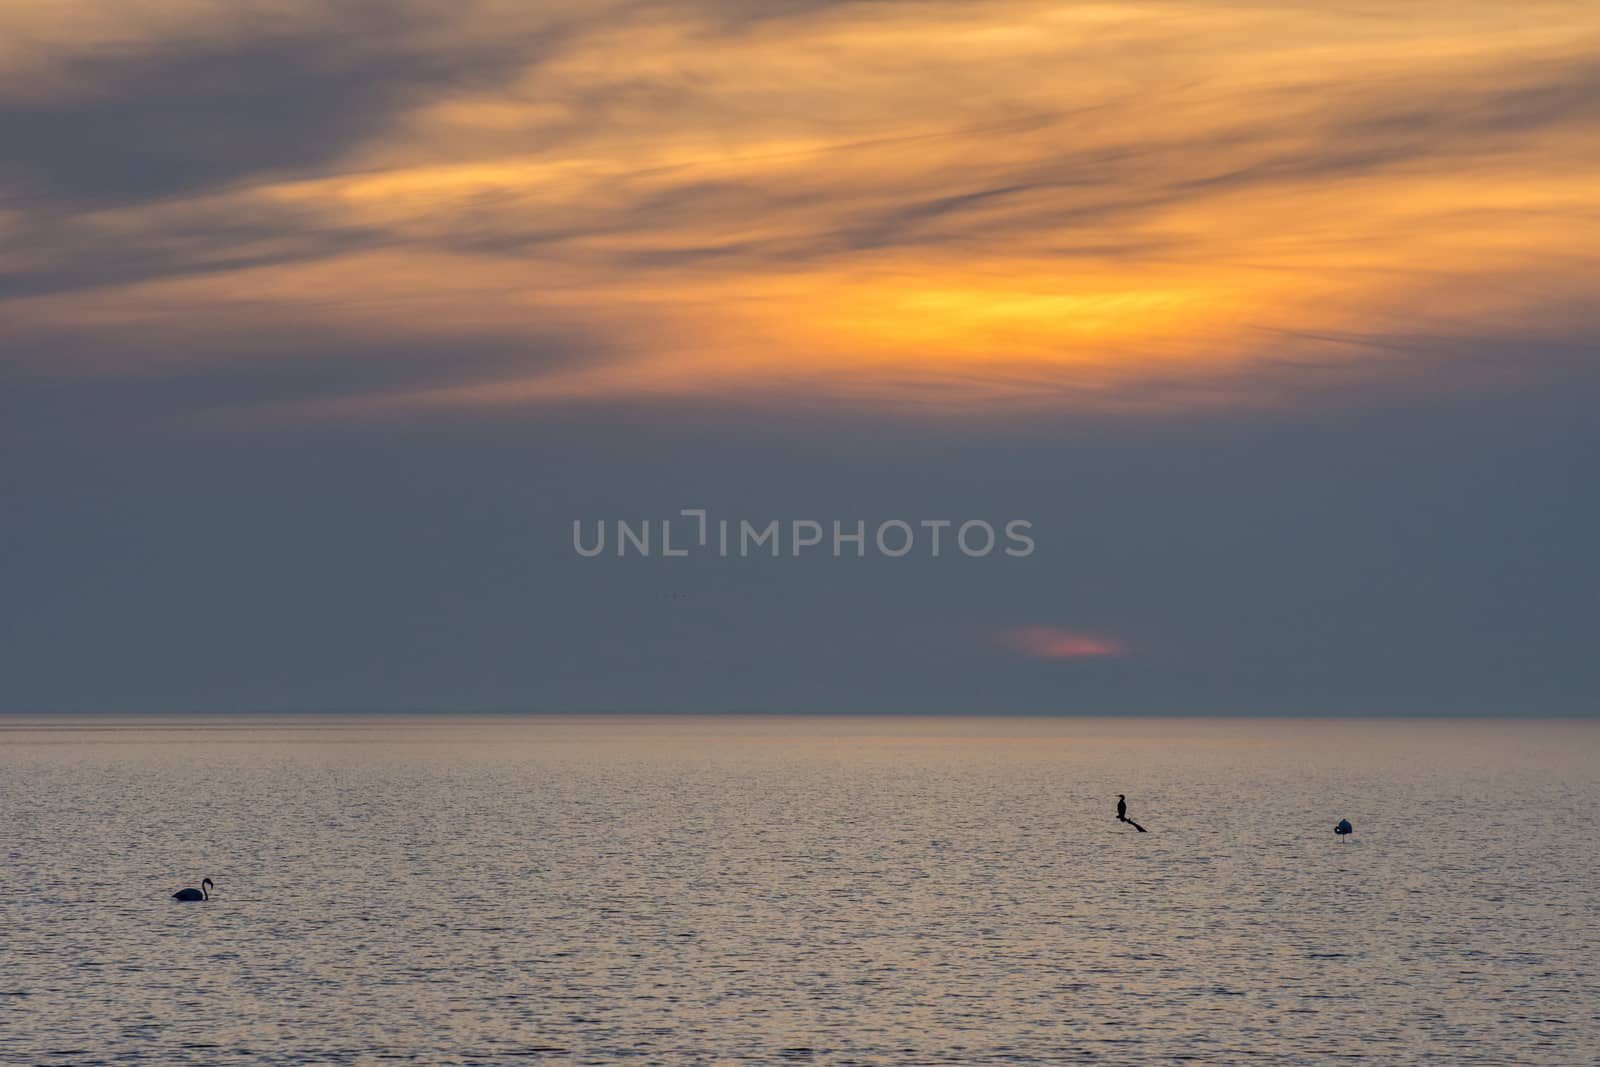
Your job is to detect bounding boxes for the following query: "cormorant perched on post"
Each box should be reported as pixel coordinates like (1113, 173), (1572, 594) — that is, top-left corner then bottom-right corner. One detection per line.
(1116, 795), (1146, 832)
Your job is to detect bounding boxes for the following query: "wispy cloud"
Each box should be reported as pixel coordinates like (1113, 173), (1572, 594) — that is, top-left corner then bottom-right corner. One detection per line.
(3, 0), (1598, 418)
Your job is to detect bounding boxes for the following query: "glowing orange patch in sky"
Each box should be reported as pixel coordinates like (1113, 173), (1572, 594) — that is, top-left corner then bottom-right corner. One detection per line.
(995, 627), (1126, 660)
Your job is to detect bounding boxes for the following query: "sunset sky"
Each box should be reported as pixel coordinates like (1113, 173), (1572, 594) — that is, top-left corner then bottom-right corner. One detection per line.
(3, 0), (1597, 714)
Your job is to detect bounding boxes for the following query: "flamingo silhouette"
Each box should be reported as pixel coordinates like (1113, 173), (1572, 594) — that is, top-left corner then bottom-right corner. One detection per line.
(173, 878), (213, 901)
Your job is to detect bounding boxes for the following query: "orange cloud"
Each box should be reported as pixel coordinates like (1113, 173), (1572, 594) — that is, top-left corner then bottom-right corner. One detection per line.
(994, 627), (1126, 660)
(3, 0), (1597, 417)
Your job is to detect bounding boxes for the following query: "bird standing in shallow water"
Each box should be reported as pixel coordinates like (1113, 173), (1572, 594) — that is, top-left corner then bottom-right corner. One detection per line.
(1116, 794), (1146, 832)
(173, 878), (213, 901)
(1335, 819), (1353, 841)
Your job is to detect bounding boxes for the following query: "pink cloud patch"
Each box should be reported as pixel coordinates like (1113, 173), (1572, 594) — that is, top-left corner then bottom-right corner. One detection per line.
(994, 626), (1126, 659)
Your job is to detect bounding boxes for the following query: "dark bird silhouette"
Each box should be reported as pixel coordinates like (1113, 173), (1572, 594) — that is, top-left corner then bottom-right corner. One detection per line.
(1334, 819), (1353, 841)
(172, 878), (213, 902)
(1116, 794), (1147, 832)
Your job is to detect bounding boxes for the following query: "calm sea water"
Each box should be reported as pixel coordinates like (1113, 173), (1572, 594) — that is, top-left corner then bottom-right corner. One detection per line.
(2, 716), (1597, 1065)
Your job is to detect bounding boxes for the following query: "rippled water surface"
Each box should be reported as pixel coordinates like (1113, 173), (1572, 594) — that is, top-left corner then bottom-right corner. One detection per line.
(2, 716), (1597, 1065)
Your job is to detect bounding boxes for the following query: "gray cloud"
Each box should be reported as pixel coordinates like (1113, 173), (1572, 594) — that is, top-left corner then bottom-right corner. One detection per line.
(0, 3), (563, 209)
(0, 325), (609, 436)
(0, 201), (383, 301)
